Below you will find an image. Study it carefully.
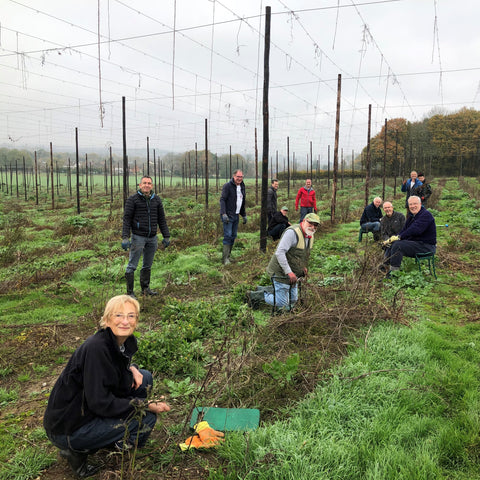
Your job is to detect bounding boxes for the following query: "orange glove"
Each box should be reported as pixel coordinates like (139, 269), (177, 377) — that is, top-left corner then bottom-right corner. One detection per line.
(179, 421), (224, 451)
(196, 422), (224, 446)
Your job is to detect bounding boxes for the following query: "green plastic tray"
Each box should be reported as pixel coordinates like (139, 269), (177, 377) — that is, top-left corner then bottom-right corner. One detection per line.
(189, 407), (260, 431)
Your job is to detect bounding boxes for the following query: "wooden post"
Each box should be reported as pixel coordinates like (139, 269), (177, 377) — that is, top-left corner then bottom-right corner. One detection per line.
(146, 136), (150, 176)
(260, 6), (271, 253)
(122, 96), (128, 207)
(364, 104), (372, 207)
(382, 118), (387, 200)
(195, 142), (198, 201)
(254, 131), (258, 204)
(34, 151), (39, 206)
(50, 142), (55, 209)
(204, 118), (209, 209)
(75, 128), (80, 213)
(331, 74), (341, 223)
(287, 136), (290, 198)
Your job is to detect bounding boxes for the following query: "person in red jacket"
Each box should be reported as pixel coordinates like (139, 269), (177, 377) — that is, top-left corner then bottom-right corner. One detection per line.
(295, 179), (317, 221)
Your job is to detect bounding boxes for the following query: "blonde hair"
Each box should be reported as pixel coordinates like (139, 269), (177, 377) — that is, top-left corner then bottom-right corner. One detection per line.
(100, 295), (140, 328)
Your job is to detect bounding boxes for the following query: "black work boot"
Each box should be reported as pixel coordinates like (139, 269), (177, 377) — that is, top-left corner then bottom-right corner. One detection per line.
(125, 272), (136, 299)
(60, 449), (101, 478)
(140, 269), (158, 296)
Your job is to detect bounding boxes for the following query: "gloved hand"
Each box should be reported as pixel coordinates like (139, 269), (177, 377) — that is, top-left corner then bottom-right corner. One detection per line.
(179, 421), (224, 451)
(382, 235), (400, 248)
(242, 216), (247, 225)
(121, 239), (131, 251)
(222, 214), (229, 223)
(162, 237), (170, 248)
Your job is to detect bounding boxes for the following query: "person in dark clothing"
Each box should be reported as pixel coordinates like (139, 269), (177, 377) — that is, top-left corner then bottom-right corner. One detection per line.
(360, 197), (383, 241)
(219, 169), (247, 265)
(266, 179), (279, 224)
(401, 170), (423, 208)
(268, 206), (291, 240)
(44, 295), (170, 478)
(383, 196), (436, 278)
(122, 176), (170, 298)
(380, 201), (405, 269)
(380, 201), (405, 241)
(414, 173), (432, 206)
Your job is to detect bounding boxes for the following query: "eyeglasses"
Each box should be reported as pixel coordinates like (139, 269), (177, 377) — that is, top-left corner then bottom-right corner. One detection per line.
(113, 313), (137, 320)
(306, 221), (319, 228)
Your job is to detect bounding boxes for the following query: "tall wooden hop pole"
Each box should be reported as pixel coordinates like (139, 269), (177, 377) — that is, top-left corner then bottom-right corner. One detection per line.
(260, 6), (271, 253)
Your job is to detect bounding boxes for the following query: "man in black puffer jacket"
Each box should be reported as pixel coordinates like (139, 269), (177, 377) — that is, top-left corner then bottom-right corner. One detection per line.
(219, 169), (247, 265)
(122, 176), (170, 298)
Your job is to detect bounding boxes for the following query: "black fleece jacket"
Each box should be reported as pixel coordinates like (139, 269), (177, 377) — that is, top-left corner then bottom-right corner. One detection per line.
(122, 191), (170, 239)
(43, 328), (139, 436)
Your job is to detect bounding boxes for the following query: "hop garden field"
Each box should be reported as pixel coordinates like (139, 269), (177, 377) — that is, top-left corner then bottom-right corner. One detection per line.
(1, 176), (480, 479)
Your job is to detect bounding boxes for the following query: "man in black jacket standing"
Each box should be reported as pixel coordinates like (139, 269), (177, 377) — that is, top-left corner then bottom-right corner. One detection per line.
(219, 169), (247, 265)
(122, 176), (170, 298)
(267, 179), (279, 224)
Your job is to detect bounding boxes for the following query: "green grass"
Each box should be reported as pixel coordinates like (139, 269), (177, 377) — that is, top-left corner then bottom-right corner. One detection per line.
(212, 320), (480, 479)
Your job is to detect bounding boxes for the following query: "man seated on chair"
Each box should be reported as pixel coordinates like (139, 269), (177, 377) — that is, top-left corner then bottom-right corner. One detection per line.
(246, 213), (320, 310)
(360, 197), (382, 241)
(383, 196), (436, 278)
(380, 201), (405, 271)
(267, 206), (291, 241)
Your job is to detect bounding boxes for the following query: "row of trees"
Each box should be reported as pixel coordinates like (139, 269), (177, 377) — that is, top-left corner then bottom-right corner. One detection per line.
(365, 108), (480, 177)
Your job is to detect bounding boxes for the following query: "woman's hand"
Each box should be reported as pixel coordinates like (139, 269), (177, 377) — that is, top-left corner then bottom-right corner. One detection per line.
(148, 401), (171, 413)
(130, 366), (143, 389)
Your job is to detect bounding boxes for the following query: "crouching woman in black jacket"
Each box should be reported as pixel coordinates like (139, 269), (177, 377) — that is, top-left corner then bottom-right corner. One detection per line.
(43, 295), (170, 478)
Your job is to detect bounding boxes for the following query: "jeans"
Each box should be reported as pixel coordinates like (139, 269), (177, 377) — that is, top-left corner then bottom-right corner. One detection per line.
(299, 207), (313, 222)
(47, 370), (157, 451)
(389, 241), (436, 268)
(222, 214), (239, 245)
(264, 279), (298, 308)
(126, 234), (158, 274)
(360, 222), (381, 233)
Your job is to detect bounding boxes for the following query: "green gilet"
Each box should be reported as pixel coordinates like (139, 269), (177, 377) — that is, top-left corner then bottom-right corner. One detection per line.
(266, 224), (313, 284)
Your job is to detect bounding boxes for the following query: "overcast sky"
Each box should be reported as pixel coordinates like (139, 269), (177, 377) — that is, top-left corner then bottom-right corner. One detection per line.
(1, 0), (479, 162)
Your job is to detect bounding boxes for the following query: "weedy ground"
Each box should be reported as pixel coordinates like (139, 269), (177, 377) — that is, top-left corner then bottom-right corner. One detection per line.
(1, 176), (480, 479)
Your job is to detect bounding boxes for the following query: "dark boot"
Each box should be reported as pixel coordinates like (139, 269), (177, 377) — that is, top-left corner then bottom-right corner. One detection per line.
(125, 272), (136, 299)
(222, 244), (232, 265)
(140, 269), (158, 296)
(246, 290), (265, 309)
(60, 449), (101, 478)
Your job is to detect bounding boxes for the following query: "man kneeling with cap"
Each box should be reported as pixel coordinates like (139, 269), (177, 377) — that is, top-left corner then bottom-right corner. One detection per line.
(267, 206), (291, 240)
(247, 213), (320, 310)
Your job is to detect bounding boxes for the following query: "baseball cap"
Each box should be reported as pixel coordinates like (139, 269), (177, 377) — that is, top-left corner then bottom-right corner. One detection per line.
(304, 213), (320, 224)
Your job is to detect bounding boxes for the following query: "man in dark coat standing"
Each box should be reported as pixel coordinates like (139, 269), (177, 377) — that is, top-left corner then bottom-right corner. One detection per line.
(122, 176), (170, 298)
(219, 169), (247, 265)
(267, 179), (279, 224)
